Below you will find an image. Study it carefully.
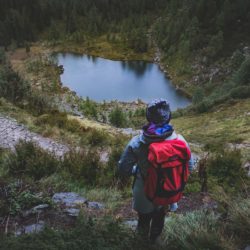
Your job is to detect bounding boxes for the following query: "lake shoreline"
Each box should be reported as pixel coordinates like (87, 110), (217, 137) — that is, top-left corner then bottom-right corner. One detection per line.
(56, 52), (191, 109)
(47, 41), (192, 100)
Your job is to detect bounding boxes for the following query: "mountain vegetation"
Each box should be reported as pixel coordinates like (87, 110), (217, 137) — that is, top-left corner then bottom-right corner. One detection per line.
(0, 1), (249, 249)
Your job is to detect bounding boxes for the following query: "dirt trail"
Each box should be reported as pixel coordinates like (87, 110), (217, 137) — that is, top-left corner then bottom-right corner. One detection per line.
(0, 115), (69, 157)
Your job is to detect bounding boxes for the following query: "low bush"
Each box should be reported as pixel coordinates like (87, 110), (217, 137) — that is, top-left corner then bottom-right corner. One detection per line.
(85, 129), (109, 146)
(62, 149), (101, 186)
(192, 87), (205, 104)
(5, 141), (60, 180)
(233, 58), (250, 85)
(207, 149), (248, 193)
(231, 50), (245, 70)
(184, 171), (201, 193)
(80, 97), (98, 119)
(0, 180), (51, 216)
(230, 86), (250, 99)
(103, 138), (130, 188)
(0, 65), (30, 104)
(171, 108), (187, 118)
(26, 91), (55, 116)
(194, 99), (213, 113)
(109, 106), (127, 127)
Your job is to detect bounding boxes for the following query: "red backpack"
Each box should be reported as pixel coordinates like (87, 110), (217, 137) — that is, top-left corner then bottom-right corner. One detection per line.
(144, 138), (191, 206)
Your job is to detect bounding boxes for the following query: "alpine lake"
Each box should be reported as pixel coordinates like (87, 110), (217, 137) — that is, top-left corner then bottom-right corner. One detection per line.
(56, 53), (191, 110)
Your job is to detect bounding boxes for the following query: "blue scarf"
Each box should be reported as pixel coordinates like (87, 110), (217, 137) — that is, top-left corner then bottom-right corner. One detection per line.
(143, 122), (173, 136)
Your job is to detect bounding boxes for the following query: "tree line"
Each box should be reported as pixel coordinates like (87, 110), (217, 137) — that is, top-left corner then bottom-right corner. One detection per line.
(154, 0), (250, 60)
(1, 0), (250, 60)
(0, 0), (165, 52)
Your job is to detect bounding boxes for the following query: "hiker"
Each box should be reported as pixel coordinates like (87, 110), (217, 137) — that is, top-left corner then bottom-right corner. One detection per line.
(118, 99), (194, 242)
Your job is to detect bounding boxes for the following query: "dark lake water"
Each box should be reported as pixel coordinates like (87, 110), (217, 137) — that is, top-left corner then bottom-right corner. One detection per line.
(56, 53), (190, 110)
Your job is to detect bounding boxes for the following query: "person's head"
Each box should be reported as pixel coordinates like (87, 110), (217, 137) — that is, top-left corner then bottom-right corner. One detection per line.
(146, 99), (171, 124)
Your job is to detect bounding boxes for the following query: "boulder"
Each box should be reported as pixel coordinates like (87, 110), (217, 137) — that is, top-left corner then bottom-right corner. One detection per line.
(52, 192), (87, 207)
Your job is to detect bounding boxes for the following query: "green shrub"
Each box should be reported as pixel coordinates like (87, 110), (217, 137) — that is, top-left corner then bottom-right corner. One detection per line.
(0, 65), (30, 104)
(62, 149), (101, 186)
(26, 58), (45, 73)
(26, 91), (55, 115)
(5, 141), (59, 180)
(230, 86), (250, 99)
(109, 106), (127, 127)
(103, 138), (130, 188)
(231, 50), (245, 70)
(207, 149), (248, 193)
(80, 97), (98, 119)
(0, 181), (51, 216)
(192, 87), (205, 104)
(233, 58), (250, 85)
(86, 129), (109, 146)
(171, 108), (187, 118)
(195, 99), (213, 113)
(184, 171), (201, 193)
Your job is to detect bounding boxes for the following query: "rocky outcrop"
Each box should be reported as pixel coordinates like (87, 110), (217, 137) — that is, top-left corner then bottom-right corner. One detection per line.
(0, 115), (69, 157)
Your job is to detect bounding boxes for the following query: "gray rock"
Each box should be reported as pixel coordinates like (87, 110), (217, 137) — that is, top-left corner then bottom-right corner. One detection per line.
(64, 208), (80, 217)
(16, 221), (45, 236)
(123, 220), (137, 230)
(86, 201), (105, 209)
(52, 192), (87, 207)
(24, 221), (45, 234)
(245, 245), (250, 250)
(33, 204), (50, 211)
(243, 162), (250, 177)
(22, 204), (49, 217)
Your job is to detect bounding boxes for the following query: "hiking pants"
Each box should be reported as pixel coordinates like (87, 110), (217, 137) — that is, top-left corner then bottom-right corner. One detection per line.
(137, 207), (165, 242)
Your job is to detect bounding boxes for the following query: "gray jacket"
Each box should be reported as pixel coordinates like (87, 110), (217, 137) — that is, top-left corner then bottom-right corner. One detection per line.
(118, 130), (194, 213)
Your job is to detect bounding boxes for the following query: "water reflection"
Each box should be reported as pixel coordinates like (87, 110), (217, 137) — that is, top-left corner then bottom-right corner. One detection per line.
(120, 61), (152, 78)
(56, 53), (191, 110)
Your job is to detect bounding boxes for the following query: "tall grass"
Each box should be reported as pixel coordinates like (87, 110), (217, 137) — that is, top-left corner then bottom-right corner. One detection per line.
(226, 198), (250, 246)
(162, 211), (235, 250)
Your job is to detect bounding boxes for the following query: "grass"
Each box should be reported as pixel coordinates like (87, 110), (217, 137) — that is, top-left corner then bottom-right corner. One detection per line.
(0, 215), (158, 250)
(162, 211), (236, 250)
(172, 99), (250, 147)
(38, 174), (125, 212)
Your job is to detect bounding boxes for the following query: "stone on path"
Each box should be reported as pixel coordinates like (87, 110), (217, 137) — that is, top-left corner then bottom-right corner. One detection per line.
(15, 221), (45, 236)
(86, 201), (105, 209)
(52, 192), (87, 207)
(52, 192), (105, 217)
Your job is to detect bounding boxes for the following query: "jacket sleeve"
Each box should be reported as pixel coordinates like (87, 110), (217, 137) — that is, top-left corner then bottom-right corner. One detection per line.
(118, 138), (138, 177)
